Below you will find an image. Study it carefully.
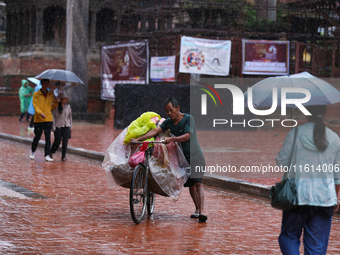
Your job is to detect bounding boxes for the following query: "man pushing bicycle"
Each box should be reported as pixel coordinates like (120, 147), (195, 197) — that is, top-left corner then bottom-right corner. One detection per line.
(132, 97), (207, 223)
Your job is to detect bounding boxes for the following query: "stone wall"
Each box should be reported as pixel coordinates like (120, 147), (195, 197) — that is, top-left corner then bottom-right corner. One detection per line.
(0, 68), (104, 118)
(1, 59), (65, 75)
(0, 92), (18, 115)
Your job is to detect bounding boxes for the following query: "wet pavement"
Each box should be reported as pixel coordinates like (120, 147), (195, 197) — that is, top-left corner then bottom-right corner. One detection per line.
(2, 116), (340, 254)
(2, 140), (340, 254)
(0, 116), (292, 186)
(3, 115), (340, 186)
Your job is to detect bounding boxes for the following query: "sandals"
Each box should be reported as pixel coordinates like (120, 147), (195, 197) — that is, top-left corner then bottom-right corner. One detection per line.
(198, 214), (208, 223)
(190, 212), (199, 218)
(191, 212), (208, 223)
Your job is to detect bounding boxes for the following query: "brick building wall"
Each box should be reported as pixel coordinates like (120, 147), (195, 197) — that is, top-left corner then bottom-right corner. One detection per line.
(0, 58), (104, 117)
(0, 93), (19, 115)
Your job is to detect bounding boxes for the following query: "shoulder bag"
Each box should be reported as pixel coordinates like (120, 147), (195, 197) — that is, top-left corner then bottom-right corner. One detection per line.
(270, 127), (298, 211)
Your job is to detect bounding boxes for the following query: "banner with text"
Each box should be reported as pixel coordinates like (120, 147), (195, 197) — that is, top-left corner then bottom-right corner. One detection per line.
(242, 39), (290, 75)
(150, 56), (176, 82)
(101, 40), (149, 100)
(179, 36), (231, 76)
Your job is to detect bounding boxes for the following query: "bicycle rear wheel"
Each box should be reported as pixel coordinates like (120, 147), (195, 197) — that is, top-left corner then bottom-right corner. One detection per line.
(147, 192), (156, 215)
(130, 164), (148, 224)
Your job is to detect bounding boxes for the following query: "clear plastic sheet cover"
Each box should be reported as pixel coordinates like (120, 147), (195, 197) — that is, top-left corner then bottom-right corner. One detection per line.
(102, 128), (190, 201)
(149, 131), (190, 200)
(102, 128), (133, 187)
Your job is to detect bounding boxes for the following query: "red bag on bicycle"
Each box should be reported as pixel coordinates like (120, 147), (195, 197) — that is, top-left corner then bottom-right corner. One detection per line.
(128, 142), (148, 168)
(129, 151), (145, 168)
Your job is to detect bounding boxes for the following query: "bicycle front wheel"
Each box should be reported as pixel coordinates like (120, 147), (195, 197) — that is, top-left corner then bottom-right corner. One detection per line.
(130, 164), (148, 224)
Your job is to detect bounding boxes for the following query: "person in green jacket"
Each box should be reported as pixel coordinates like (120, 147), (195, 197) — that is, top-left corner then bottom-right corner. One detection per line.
(18, 79), (33, 122)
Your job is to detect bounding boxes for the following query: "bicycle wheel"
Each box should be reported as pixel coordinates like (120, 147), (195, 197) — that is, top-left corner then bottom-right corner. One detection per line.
(147, 192), (156, 215)
(130, 164), (148, 224)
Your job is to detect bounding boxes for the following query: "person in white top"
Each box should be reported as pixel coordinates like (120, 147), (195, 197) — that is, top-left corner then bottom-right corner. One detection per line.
(276, 105), (340, 254)
(50, 92), (72, 161)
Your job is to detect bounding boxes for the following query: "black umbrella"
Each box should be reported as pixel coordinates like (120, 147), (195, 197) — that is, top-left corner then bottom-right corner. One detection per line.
(34, 69), (84, 84)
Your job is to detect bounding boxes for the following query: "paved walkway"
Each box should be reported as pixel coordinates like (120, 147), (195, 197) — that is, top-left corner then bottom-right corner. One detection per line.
(2, 139), (340, 254)
(1, 116), (340, 254)
(0, 116), (291, 186)
(2, 115), (340, 190)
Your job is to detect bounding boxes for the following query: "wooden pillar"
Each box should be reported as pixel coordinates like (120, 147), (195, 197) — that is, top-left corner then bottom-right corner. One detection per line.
(29, 7), (36, 45)
(332, 41), (335, 78)
(176, 36), (180, 84)
(295, 42), (300, 74)
(5, 11), (11, 47)
(11, 12), (18, 46)
(16, 11), (23, 46)
(28, 8), (33, 45)
(35, 8), (43, 44)
(116, 2), (122, 34)
(238, 39), (243, 78)
(90, 10), (97, 47)
(22, 10), (29, 45)
(312, 44), (316, 75)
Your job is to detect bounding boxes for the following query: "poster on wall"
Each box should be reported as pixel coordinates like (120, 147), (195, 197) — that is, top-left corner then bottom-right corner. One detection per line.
(101, 40), (149, 101)
(179, 36), (231, 76)
(242, 39), (290, 75)
(150, 56), (176, 82)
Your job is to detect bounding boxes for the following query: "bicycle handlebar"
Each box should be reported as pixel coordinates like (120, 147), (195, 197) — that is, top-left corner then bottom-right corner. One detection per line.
(131, 140), (165, 145)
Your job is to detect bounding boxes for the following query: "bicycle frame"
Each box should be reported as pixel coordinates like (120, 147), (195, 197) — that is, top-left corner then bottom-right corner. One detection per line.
(138, 144), (152, 170)
(130, 140), (164, 224)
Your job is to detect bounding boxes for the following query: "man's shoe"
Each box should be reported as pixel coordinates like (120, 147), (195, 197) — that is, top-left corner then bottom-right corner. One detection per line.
(198, 214), (208, 223)
(19, 119), (24, 122)
(45, 155), (53, 162)
(61, 158), (67, 162)
(27, 126), (34, 131)
(29, 151), (35, 160)
(190, 212), (199, 218)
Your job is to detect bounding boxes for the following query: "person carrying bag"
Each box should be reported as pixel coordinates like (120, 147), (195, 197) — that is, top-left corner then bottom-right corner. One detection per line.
(271, 127), (298, 211)
(50, 92), (72, 162)
(275, 105), (340, 255)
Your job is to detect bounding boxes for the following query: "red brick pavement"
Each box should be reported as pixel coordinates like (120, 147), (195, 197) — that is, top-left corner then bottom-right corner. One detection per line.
(0, 116), (287, 187)
(2, 116), (340, 187)
(1, 139), (340, 254)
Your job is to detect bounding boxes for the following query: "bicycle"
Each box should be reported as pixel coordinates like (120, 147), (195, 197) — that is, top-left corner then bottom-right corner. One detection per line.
(130, 140), (165, 224)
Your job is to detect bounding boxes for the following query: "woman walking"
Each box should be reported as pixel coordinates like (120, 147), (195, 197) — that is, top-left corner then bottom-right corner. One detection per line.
(50, 92), (72, 161)
(276, 105), (340, 255)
